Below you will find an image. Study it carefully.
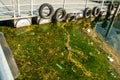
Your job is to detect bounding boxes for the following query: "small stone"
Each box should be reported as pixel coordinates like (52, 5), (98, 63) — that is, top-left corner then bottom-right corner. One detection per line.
(66, 46), (71, 50)
(31, 32), (35, 35)
(87, 29), (91, 33)
(107, 56), (114, 62)
(110, 72), (117, 78)
(110, 72), (114, 76)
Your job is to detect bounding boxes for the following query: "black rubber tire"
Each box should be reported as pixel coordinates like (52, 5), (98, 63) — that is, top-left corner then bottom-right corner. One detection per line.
(105, 10), (111, 19)
(108, 3), (114, 11)
(52, 8), (66, 22)
(65, 13), (76, 22)
(83, 8), (92, 18)
(92, 7), (100, 17)
(39, 3), (54, 19)
(97, 11), (104, 21)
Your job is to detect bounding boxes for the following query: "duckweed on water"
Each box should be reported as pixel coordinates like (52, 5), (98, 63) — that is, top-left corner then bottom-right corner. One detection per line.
(0, 19), (119, 80)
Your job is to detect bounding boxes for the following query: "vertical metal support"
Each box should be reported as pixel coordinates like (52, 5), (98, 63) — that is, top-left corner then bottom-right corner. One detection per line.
(105, 3), (120, 37)
(85, 0), (88, 8)
(63, 0), (66, 8)
(12, 0), (15, 18)
(100, 0), (104, 11)
(17, 0), (20, 16)
(30, 0), (33, 16)
(111, 0), (113, 4)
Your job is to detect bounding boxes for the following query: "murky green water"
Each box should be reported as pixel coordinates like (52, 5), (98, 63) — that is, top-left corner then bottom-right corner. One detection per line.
(0, 19), (119, 80)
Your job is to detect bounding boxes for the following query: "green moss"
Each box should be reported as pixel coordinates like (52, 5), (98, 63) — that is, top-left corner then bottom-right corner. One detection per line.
(0, 19), (118, 80)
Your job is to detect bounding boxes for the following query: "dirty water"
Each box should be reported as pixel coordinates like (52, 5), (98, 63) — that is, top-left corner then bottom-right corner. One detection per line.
(95, 15), (120, 54)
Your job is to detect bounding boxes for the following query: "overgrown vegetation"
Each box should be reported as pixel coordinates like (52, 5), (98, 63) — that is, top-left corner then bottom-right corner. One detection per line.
(0, 18), (119, 80)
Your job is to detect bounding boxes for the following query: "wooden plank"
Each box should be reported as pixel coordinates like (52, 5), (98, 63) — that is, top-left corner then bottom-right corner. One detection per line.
(0, 32), (20, 79)
(0, 44), (14, 80)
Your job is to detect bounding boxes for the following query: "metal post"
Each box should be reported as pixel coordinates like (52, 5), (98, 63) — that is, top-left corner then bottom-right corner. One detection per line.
(100, 0), (104, 11)
(105, 3), (120, 37)
(30, 0), (33, 16)
(111, 0), (113, 4)
(63, 0), (66, 8)
(85, 0), (88, 8)
(12, 0), (15, 18)
(17, 0), (20, 16)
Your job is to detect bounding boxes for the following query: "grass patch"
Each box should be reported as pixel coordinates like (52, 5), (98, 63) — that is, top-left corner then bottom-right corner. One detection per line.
(0, 19), (118, 80)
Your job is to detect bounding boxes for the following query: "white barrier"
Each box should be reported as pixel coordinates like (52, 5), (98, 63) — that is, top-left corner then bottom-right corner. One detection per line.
(0, 44), (14, 80)
(0, 32), (20, 79)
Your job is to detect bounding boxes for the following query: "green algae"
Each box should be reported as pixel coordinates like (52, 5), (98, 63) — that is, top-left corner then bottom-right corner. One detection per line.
(0, 19), (118, 80)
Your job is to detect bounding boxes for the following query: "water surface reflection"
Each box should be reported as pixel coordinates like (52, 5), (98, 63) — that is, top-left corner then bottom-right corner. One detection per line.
(93, 14), (120, 54)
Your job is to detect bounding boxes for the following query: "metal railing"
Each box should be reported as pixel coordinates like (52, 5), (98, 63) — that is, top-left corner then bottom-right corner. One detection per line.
(0, 0), (117, 21)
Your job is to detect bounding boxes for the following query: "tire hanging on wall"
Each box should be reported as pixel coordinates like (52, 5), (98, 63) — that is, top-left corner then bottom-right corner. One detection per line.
(105, 10), (111, 19)
(83, 8), (92, 18)
(108, 3), (114, 11)
(39, 3), (54, 19)
(106, 3), (114, 19)
(97, 11), (104, 21)
(92, 7), (100, 17)
(65, 13), (76, 22)
(52, 8), (66, 22)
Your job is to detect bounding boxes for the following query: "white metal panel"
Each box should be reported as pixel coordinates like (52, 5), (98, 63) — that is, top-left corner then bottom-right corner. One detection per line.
(0, 44), (14, 80)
